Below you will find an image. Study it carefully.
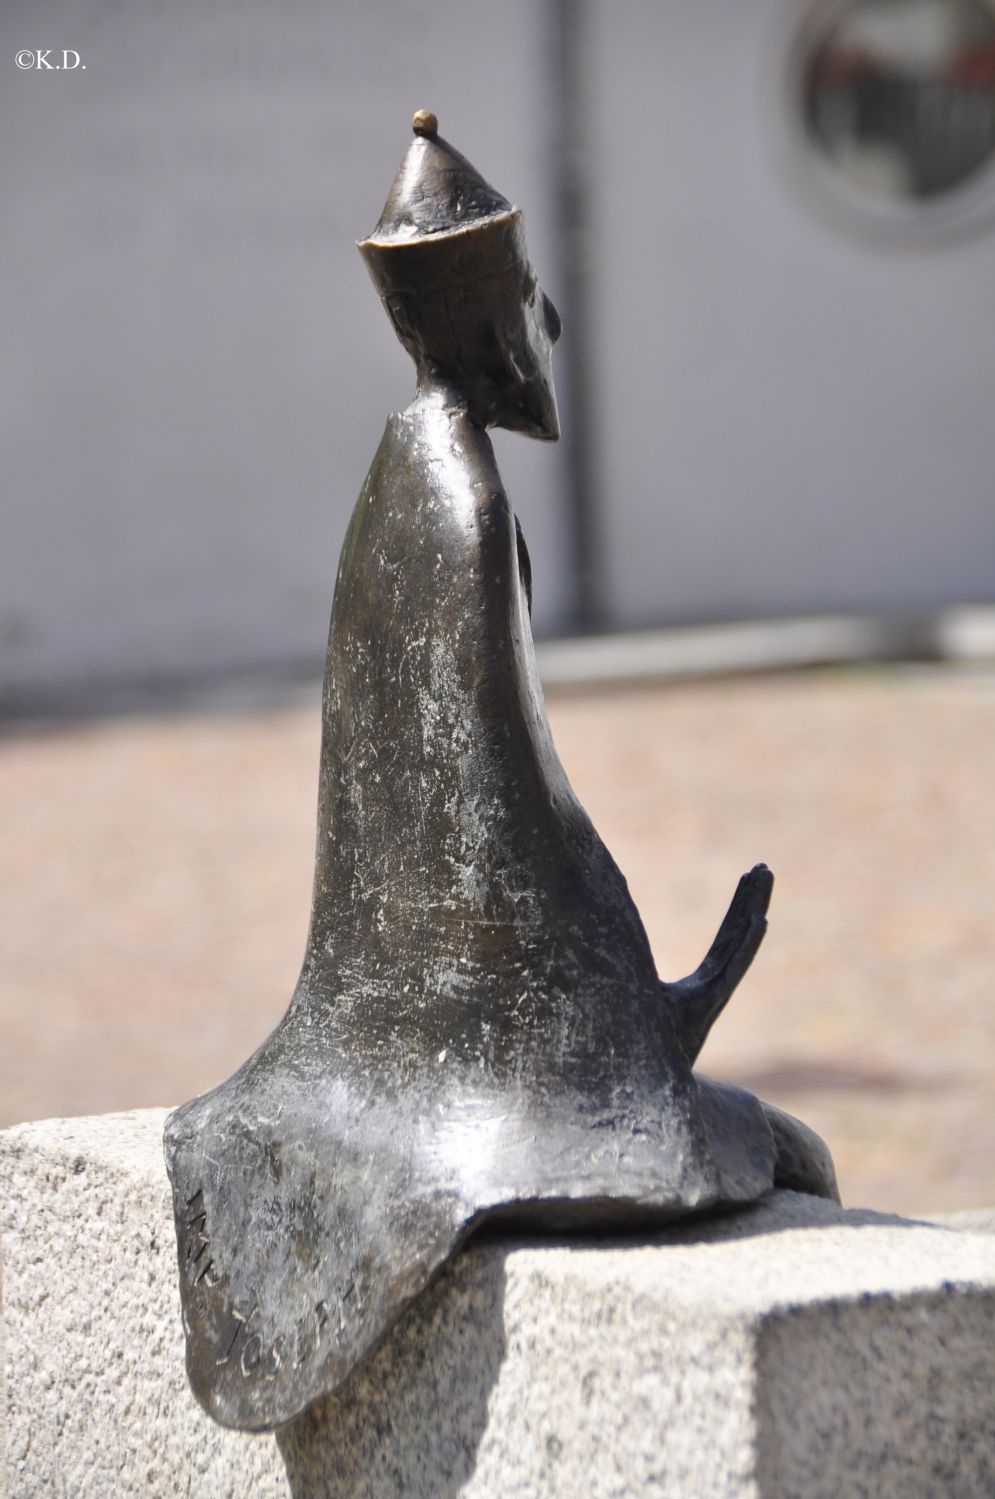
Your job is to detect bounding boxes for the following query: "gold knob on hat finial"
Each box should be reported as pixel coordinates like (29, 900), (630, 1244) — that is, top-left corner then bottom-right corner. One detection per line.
(412, 110), (438, 137)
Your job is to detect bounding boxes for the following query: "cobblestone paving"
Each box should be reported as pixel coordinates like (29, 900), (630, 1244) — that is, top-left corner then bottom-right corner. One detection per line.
(2, 667), (992, 1214)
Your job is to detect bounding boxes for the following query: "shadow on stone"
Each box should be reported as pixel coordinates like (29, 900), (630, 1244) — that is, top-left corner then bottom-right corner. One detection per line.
(464, 1190), (953, 1255)
(276, 1243), (508, 1499)
(649, 1192), (956, 1247)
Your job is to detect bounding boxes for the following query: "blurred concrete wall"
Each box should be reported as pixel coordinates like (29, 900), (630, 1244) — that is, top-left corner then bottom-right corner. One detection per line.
(0, 0), (568, 705)
(589, 0), (995, 628)
(2, 0), (994, 706)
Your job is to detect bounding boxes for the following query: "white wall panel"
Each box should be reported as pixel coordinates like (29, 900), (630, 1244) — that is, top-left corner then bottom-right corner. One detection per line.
(0, 0), (569, 703)
(589, 0), (995, 626)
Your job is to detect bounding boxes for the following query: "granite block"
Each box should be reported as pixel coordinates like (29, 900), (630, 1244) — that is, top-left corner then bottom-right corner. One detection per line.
(3, 1110), (995, 1498)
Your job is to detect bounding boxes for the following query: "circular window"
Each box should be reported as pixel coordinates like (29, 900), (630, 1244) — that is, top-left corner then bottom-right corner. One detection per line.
(789, 0), (995, 234)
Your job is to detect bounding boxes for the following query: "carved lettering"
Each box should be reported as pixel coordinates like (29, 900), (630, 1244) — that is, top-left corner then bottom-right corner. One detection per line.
(263, 1337), (285, 1380)
(217, 1314), (246, 1367)
(240, 1334), (262, 1376)
(183, 1185), (216, 1287)
(292, 1313), (311, 1369)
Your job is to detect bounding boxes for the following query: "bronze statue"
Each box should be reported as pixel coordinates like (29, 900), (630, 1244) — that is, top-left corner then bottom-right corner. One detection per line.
(164, 112), (837, 1433)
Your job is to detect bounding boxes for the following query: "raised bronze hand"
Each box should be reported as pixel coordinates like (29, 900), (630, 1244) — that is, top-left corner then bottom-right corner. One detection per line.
(663, 864), (774, 1066)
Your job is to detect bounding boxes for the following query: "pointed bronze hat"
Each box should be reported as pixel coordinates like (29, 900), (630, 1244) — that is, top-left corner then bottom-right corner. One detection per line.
(358, 110), (527, 297)
(164, 114), (837, 1434)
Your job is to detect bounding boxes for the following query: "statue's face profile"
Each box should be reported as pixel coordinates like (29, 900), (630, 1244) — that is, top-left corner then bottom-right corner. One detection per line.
(396, 252), (562, 442)
(489, 259), (562, 442)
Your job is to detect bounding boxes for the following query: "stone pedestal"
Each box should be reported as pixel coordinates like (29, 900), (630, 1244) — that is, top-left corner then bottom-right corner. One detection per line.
(2, 1110), (994, 1498)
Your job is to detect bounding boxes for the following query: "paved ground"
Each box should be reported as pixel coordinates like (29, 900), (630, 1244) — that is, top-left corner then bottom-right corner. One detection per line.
(2, 666), (993, 1214)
